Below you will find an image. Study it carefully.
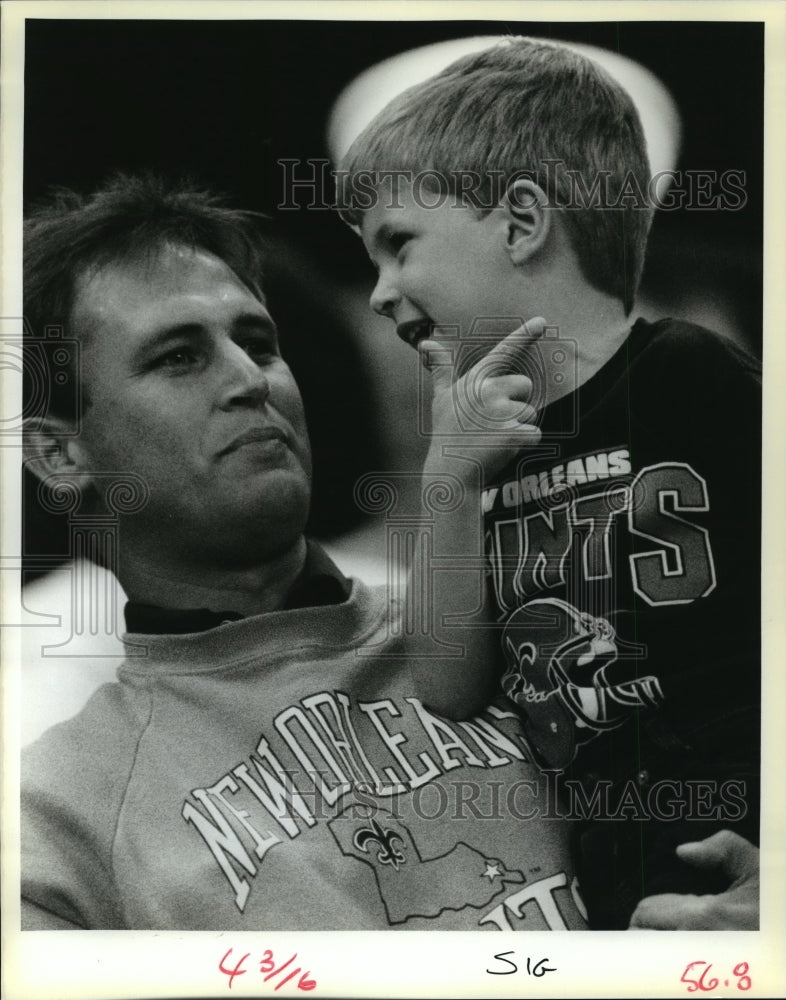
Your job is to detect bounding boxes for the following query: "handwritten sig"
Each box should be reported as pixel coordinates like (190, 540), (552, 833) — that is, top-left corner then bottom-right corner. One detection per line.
(219, 947), (317, 992)
(487, 952), (557, 977)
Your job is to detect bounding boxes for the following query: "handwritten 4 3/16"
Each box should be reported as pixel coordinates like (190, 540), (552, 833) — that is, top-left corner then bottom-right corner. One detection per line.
(219, 947), (317, 991)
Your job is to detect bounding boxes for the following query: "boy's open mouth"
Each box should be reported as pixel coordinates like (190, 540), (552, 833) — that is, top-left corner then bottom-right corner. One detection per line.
(396, 318), (432, 348)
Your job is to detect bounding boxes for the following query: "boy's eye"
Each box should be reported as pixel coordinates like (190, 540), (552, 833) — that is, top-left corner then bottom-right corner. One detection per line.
(388, 232), (412, 255)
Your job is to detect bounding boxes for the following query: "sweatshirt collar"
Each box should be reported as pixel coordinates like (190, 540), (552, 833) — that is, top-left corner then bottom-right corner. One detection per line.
(123, 541), (350, 635)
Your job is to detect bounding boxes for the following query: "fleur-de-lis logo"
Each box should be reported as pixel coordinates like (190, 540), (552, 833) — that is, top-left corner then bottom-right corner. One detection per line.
(353, 818), (406, 870)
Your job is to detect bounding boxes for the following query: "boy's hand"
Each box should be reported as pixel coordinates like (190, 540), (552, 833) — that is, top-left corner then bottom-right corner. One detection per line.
(628, 830), (760, 930)
(420, 317), (545, 481)
(407, 317), (546, 718)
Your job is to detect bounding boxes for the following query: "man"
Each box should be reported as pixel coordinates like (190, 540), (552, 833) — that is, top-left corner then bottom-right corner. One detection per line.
(21, 173), (588, 931)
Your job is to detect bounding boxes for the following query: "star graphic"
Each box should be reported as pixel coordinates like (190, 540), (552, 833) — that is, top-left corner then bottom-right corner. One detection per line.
(483, 862), (502, 881)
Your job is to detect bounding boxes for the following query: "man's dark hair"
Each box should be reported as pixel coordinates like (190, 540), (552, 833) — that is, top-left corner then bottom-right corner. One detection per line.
(24, 172), (268, 419)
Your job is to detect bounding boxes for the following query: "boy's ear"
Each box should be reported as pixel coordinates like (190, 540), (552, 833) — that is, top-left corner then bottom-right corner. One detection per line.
(502, 178), (551, 264)
(23, 416), (92, 485)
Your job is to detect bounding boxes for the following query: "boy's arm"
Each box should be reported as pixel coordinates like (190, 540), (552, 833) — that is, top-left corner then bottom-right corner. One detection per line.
(401, 321), (544, 719)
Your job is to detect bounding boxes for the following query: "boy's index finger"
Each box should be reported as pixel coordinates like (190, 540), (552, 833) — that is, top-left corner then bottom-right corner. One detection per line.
(419, 317), (547, 389)
(484, 316), (547, 371)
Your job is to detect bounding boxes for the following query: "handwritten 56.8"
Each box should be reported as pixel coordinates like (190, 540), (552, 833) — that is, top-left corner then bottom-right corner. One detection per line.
(681, 961), (751, 992)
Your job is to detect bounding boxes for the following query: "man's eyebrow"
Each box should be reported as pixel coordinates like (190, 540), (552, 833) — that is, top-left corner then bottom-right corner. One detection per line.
(232, 313), (279, 338)
(132, 313), (278, 360)
(133, 323), (206, 357)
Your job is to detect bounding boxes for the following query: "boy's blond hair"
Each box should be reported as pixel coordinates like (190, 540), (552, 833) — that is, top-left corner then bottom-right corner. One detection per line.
(339, 38), (653, 314)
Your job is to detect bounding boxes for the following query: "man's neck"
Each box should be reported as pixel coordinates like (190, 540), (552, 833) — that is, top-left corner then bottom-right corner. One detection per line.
(117, 535), (308, 617)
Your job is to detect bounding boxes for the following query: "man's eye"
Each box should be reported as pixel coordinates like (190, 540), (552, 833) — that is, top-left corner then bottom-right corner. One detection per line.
(155, 348), (200, 370)
(241, 339), (276, 364)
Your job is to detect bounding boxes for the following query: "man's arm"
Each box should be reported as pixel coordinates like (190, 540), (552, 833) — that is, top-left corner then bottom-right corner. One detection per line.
(402, 320), (544, 719)
(628, 830), (760, 930)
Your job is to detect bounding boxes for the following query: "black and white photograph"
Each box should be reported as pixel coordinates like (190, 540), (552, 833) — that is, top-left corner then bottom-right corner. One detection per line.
(2, 1), (784, 997)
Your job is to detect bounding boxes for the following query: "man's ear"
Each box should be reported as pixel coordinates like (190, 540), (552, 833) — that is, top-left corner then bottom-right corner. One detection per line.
(502, 178), (551, 265)
(23, 416), (91, 485)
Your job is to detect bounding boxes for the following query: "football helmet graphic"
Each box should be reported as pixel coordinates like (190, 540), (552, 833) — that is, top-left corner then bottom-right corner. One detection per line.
(502, 598), (663, 769)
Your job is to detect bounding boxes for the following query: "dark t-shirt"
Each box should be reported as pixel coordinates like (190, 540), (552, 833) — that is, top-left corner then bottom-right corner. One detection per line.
(483, 317), (761, 927)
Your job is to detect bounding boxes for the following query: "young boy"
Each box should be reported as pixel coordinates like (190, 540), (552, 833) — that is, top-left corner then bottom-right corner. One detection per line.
(339, 37), (761, 929)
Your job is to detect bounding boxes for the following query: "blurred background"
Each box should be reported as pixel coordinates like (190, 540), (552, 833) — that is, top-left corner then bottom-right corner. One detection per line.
(19, 16), (763, 739)
(23, 17), (764, 555)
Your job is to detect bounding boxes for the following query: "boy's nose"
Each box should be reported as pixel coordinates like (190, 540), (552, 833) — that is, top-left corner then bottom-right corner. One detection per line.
(369, 272), (400, 318)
